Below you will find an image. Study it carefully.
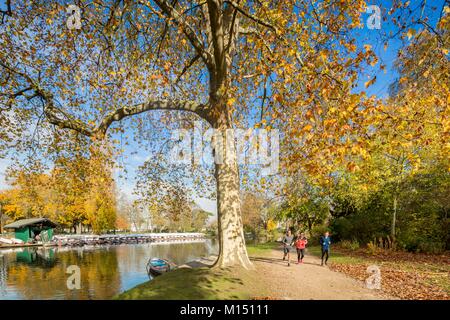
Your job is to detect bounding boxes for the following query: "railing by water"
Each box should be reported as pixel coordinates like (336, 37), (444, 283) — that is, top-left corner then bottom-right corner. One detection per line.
(52, 232), (206, 247)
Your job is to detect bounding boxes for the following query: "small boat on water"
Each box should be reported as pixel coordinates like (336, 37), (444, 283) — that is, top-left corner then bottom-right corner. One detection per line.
(146, 258), (173, 276)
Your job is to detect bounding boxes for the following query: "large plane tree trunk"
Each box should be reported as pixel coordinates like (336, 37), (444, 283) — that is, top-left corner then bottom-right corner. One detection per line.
(210, 90), (253, 269)
(214, 156), (253, 269)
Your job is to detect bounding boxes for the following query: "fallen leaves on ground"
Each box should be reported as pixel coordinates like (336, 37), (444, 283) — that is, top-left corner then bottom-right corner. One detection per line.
(336, 246), (450, 267)
(329, 248), (450, 300)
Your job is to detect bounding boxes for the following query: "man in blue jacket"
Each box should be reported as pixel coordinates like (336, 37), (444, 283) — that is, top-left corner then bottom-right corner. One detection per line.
(320, 231), (331, 266)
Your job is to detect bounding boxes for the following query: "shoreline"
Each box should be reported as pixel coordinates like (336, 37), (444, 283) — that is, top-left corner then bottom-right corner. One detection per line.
(0, 232), (208, 250)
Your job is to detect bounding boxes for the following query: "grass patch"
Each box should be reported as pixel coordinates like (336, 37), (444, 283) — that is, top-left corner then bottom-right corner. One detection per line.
(246, 242), (278, 256)
(115, 266), (267, 300)
(307, 246), (365, 264)
(425, 274), (450, 295)
(116, 242), (278, 300)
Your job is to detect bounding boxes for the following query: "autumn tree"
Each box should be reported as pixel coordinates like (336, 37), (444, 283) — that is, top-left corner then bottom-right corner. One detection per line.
(241, 191), (265, 236)
(1, 138), (118, 233)
(337, 8), (450, 241)
(191, 206), (212, 232)
(0, 0), (395, 268)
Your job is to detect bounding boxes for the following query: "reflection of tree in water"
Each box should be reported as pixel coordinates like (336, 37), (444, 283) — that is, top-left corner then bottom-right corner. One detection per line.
(15, 248), (57, 268)
(56, 247), (121, 299)
(6, 247), (121, 299)
(145, 240), (219, 265)
(1, 240), (218, 299)
(116, 241), (218, 274)
(0, 255), (7, 296)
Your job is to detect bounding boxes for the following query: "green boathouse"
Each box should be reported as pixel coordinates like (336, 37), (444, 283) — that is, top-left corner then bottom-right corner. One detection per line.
(3, 218), (56, 243)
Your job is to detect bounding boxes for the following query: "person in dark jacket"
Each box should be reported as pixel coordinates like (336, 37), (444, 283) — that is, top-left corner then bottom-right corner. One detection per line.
(320, 231), (331, 266)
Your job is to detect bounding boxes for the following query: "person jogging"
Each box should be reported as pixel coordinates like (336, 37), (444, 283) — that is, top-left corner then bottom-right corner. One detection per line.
(294, 232), (308, 264)
(281, 229), (295, 266)
(320, 231), (331, 266)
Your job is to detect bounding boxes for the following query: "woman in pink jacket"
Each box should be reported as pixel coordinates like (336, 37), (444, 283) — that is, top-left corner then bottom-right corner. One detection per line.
(295, 232), (308, 264)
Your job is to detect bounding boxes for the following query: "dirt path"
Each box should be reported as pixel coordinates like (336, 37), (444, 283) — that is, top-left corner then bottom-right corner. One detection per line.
(251, 247), (391, 300)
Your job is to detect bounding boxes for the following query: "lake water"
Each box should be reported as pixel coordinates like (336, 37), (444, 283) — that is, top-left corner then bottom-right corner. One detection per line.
(0, 239), (218, 300)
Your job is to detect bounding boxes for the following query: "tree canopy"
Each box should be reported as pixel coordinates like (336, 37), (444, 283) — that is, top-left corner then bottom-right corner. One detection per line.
(0, 0), (448, 266)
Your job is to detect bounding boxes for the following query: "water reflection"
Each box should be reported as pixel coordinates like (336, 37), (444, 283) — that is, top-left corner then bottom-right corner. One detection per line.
(0, 239), (218, 300)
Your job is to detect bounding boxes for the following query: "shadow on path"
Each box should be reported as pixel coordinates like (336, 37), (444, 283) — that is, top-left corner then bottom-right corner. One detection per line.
(250, 256), (286, 266)
(250, 255), (322, 267)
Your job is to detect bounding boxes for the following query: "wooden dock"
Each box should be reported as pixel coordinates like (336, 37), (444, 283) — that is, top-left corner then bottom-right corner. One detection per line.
(1, 232), (206, 250)
(0, 243), (43, 249)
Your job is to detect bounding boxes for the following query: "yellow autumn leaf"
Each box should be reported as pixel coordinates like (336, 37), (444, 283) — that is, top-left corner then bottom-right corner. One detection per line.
(364, 76), (376, 88)
(302, 124), (313, 132)
(227, 97), (236, 106)
(406, 28), (416, 40)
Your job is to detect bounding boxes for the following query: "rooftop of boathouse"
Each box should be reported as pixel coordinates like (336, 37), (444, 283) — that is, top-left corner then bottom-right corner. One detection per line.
(3, 218), (57, 230)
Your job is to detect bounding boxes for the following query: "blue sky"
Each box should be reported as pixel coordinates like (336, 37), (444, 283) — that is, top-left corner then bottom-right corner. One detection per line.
(0, 0), (446, 216)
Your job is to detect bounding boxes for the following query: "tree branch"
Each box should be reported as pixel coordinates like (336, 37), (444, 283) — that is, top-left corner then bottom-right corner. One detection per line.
(206, 0), (225, 73)
(0, 0), (12, 24)
(153, 0), (213, 68)
(0, 61), (95, 136)
(96, 99), (210, 136)
(238, 26), (274, 55)
(225, 0), (277, 34)
(45, 102), (94, 137)
(1, 50), (211, 140)
(175, 53), (201, 84)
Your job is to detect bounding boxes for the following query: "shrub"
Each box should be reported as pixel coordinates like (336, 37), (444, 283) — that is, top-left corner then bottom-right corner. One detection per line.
(270, 228), (285, 242)
(366, 240), (381, 255)
(417, 241), (445, 254)
(340, 239), (360, 250)
(309, 224), (329, 245)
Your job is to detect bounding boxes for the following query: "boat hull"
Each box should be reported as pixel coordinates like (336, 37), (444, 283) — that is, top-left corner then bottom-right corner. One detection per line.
(146, 258), (172, 276)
